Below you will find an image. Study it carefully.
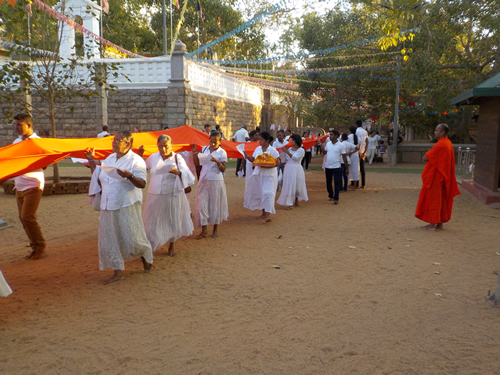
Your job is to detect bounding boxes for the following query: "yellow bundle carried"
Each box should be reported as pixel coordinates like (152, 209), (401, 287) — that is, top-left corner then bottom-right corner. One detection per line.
(253, 153), (277, 167)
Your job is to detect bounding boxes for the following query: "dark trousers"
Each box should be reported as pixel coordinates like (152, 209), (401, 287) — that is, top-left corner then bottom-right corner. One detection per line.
(359, 157), (366, 187)
(301, 151), (312, 170)
(341, 164), (348, 191)
(325, 167), (342, 201)
(16, 188), (45, 252)
(236, 158), (246, 176)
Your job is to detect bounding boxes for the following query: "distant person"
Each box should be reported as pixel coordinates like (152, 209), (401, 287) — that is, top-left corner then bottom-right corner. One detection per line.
(215, 124), (225, 140)
(203, 123), (211, 134)
(97, 125), (111, 138)
(415, 124), (461, 231)
(133, 126), (141, 133)
(232, 123), (250, 176)
(243, 131), (279, 222)
(272, 130), (288, 190)
(355, 119), (369, 188)
(301, 130), (313, 170)
(323, 130), (348, 204)
(347, 126), (360, 190)
(284, 129), (292, 142)
(12, 113), (46, 260)
(192, 131), (228, 239)
(163, 125), (170, 130)
(277, 134), (308, 209)
(367, 130), (378, 164)
(242, 130), (262, 211)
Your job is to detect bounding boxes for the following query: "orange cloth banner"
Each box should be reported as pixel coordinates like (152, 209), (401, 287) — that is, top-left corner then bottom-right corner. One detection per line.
(0, 126), (324, 181)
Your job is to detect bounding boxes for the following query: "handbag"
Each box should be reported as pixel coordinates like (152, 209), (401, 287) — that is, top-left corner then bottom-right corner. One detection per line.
(174, 154), (192, 194)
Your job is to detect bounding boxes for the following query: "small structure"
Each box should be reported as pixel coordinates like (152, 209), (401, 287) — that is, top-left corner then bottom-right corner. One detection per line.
(55, 0), (101, 59)
(450, 73), (500, 205)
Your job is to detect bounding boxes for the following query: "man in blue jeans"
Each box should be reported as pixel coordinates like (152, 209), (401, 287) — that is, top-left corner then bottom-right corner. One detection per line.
(323, 130), (348, 204)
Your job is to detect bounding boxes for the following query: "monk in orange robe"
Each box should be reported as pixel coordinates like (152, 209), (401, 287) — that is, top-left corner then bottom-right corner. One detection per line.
(415, 123), (461, 230)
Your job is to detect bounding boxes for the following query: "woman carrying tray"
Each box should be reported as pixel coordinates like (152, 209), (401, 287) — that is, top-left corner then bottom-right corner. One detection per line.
(243, 131), (280, 222)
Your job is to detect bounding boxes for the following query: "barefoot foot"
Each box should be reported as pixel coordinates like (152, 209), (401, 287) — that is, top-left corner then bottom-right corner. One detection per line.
(421, 224), (437, 231)
(27, 248), (46, 260)
(141, 257), (153, 272)
(103, 270), (125, 285)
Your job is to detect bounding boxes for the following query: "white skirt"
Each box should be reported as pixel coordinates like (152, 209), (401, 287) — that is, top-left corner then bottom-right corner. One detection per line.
(98, 201), (153, 271)
(0, 271), (12, 297)
(195, 178), (229, 227)
(277, 162), (308, 206)
(349, 152), (360, 181)
(244, 162), (262, 211)
(143, 192), (194, 251)
(260, 175), (278, 214)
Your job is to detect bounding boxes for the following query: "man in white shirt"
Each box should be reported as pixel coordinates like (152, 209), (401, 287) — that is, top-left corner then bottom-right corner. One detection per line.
(355, 120), (369, 189)
(13, 114), (46, 259)
(232, 123), (250, 176)
(323, 130), (348, 204)
(97, 125), (111, 138)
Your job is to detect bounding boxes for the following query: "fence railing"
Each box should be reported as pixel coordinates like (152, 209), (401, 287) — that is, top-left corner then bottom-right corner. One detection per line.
(456, 147), (475, 180)
(186, 62), (262, 105)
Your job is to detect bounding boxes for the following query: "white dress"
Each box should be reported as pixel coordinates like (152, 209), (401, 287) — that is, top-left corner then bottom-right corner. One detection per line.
(243, 159), (262, 211)
(252, 146), (280, 214)
(277, 147), (308, 206)
(347, 134), (360, 182)
(98, 150), (153, 271)
(195, 146), (229, 227)
(142, 152), (195, 251)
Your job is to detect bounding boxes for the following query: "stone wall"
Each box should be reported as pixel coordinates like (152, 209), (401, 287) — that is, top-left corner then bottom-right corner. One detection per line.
(0, 88), (262, 147)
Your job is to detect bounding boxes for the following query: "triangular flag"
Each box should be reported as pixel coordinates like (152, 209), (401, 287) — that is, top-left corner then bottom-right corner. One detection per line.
(197, 0), (203, 22)
(25, 0), (32, 16)
(7, 0), (17, 7)
(173, 0), (179, 9)
(101, 0), (109, 14)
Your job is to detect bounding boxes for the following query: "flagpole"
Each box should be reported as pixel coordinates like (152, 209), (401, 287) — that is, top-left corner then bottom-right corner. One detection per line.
(162, 0), (167, 55)
(170, 2), (173, 57)
(197, 10), (200, 59)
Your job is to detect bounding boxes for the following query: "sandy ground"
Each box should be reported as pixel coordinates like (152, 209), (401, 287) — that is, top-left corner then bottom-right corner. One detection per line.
(1, 157), (500, 375)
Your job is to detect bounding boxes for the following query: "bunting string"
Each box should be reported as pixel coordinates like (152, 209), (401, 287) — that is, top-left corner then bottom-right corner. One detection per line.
(188, 27), (420, 65)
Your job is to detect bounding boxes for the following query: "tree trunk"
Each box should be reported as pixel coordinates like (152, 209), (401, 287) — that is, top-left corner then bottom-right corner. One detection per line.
(49, 96), (60, 184)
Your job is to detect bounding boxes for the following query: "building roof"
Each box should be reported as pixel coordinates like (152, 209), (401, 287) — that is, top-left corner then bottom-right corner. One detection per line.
(450, 73), (500, 106)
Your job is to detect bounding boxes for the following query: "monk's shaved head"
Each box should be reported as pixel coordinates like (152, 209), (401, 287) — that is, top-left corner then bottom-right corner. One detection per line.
(437, 123), (449, 135)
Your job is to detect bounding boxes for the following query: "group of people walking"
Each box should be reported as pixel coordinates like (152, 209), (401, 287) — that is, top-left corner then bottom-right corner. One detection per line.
(7, 115), (461, 289)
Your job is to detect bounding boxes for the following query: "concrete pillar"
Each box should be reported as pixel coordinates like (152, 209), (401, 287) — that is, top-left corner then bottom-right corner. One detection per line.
(59, 21), (75, 59)
(95, 62), (107, 126)
(169, 40), (190, 88)
(81, 6), (100, 58)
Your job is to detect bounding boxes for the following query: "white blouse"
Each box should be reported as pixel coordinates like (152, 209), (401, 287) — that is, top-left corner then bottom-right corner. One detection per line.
(146, 152), (194, 196)
(13, 134), (45, 191)
(252, 146), (279, 177)
(199, 146), (228, 181)
(99, 150), (147, 211)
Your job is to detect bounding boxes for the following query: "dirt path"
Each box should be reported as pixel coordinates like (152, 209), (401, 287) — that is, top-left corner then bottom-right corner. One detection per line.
(1, 158), (499, 374)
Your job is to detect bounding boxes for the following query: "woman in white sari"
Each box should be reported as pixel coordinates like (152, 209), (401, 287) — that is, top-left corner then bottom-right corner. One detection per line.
(140, 135), (195, 256)
(242, 130), (261, 211)
(84, 130), (153, 285)
(348, 126), (360, 190)
(243, 131), (279, 222)
(277, 134), (308, 209)
(192, 131), (228, 239)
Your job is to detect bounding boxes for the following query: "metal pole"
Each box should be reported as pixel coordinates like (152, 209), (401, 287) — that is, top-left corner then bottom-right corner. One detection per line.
(391, 54), (401, 167)
(170, 2), (173, 57)
(197, 14), (200, 59)
(162, 0), (167, 55)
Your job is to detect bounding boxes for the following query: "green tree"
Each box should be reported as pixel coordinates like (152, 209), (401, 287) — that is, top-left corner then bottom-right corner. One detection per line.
(0, 2), (121, 182)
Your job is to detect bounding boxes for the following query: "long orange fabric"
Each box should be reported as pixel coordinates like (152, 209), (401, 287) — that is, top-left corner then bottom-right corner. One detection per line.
(415, 137), (461, 224)
(0, 126), (323, 181)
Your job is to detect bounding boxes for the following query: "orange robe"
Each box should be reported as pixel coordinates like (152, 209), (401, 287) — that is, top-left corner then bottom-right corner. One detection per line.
(415, 137), (461, 224)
